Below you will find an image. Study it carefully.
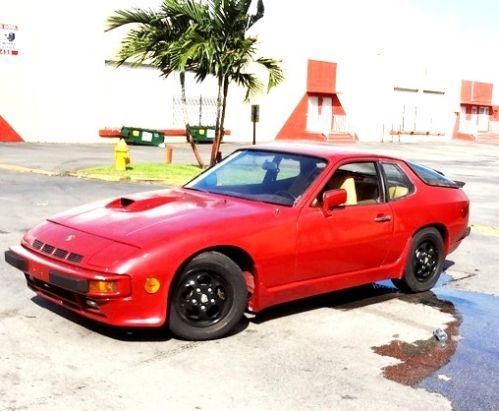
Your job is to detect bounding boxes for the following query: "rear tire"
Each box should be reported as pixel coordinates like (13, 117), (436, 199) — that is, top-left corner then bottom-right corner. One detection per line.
(392, 227), (444, 293)
(169, 251), (247, 341)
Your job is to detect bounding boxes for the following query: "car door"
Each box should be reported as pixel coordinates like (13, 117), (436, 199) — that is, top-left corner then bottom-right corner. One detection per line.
(294, 161), (394, 281)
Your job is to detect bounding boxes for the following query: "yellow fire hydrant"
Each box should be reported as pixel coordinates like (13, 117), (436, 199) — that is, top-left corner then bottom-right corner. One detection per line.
(114, 138), (131, 171)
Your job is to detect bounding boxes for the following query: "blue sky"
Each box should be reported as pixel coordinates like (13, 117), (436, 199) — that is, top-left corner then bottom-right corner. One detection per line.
(415, 0), (499, 33)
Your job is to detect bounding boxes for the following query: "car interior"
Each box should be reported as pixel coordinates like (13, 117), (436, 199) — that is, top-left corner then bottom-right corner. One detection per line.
(316, 163), (381, 206)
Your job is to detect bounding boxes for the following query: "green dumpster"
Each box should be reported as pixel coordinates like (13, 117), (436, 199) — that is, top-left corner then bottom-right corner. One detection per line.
(120, 127), (165, 146)
(189, 126), (216, 143)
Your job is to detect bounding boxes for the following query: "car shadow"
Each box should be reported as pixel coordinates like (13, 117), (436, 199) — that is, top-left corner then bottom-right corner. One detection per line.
(31, 296), (172, 342)
(30, 260), (455, 340)
(251, 282), (402, 325)
(250, 259), (455, 325)
(443, 260), (455, 271)
(31, 295), (251, 342)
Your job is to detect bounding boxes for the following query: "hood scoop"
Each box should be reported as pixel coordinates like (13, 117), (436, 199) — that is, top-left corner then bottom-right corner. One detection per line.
(106, 195), (180, 212)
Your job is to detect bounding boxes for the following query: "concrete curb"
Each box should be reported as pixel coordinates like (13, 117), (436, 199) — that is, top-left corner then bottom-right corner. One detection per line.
(0, 163), (185, 186)
(69, 171), (172, 185)
(0, 163), (60, 176)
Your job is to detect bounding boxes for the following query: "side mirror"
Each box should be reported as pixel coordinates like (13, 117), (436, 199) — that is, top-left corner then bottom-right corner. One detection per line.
(322, 189), (347, 216)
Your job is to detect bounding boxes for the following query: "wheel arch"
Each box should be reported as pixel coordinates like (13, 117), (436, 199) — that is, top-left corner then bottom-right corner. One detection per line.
(413, 223), (449, 253)
(171, 245), (257, 295)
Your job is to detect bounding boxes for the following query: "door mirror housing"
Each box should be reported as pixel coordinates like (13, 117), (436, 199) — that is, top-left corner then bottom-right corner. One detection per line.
(322, 189), (347, 216)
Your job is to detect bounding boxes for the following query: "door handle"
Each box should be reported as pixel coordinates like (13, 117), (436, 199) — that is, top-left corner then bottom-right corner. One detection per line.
(374, 215), (392, 223)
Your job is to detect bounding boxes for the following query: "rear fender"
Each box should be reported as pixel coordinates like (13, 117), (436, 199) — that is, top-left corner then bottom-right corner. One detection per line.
(390, 237), (412, 280)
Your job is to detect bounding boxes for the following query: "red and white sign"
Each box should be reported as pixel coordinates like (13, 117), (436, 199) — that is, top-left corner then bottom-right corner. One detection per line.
(0, 23), (19, 56)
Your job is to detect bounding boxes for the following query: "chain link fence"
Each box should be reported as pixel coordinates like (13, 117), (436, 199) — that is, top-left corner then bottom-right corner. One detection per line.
(172, 96), (218, 128)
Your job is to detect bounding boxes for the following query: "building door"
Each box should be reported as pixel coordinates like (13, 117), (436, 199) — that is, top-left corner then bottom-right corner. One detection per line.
(478, 107), (489, 131)
(471, 106), (478, 123)
(306, 96), (333, 136)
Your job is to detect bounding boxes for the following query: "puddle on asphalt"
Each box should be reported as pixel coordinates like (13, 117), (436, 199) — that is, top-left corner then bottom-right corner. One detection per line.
(371, 274), (499, 410)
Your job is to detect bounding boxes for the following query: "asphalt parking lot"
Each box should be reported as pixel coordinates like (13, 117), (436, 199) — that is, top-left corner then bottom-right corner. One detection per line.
(0, 140), (498, 410)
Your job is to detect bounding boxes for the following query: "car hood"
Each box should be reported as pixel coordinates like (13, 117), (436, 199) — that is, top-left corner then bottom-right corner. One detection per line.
(48, 188), (273, 247)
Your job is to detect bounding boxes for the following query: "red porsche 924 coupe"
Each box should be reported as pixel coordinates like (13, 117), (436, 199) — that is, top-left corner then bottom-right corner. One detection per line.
(5, 143), (470, 340)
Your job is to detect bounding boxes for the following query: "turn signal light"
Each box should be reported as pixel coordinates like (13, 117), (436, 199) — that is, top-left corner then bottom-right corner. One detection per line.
(144, 277), (160, 294)
(88, 280), (117, 294)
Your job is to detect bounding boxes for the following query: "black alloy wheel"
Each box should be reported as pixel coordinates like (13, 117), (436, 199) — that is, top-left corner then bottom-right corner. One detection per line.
(392, 227), (445, 293)
(169, 251), (247, 341)
(176, 271), (230, 326)
(413, 240), (438, 282)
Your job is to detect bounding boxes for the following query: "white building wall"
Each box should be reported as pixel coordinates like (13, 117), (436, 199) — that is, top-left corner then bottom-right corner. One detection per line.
(1, 0), (498, 143)
(0, 1), (106, 142)
(102, 64), (176, 131)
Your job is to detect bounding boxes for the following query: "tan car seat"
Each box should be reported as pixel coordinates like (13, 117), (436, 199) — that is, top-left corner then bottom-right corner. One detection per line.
(389, 185), (409, 199)
(328, 172), (357, 205)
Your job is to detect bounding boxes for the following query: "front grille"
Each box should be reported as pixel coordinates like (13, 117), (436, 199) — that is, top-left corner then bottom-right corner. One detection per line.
(31, 239), (84, 265)
(53, 248), (69, 259)
(41, 244), (55, 254)
(67, 253), (83, 263)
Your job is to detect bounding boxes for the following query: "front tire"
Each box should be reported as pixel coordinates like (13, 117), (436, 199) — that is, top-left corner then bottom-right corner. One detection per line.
(169, 251), (247, 341)
(392, 227), (445, 293)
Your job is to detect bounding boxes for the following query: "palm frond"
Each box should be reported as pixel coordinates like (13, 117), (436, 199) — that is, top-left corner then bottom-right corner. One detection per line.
(255, 57), (284, 91)
(106, 8), (163, 32)
(232, 72), (264, 101)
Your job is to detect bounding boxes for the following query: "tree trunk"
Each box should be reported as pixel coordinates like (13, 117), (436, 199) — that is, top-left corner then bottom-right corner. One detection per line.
(212, 76), (229, 164)
(180, 72), (204, 168)
(210, 76), (224, 166)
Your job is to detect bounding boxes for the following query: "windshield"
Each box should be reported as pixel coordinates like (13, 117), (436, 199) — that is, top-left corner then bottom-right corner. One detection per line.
(185, 149), (328, 206)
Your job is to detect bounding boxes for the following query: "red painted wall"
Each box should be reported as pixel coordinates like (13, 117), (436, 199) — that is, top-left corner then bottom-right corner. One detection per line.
(307, 60), (337, 94)
(330, 94), (345, 115)
(460, 104), (492, 120)
(0, 116), (23, 142)
(276, 60), (352, 142)
(453, 80), (498, 140)
(493, 106), (499, 121)
(460, 80), (493, 105)
(276, 94), (320, 140)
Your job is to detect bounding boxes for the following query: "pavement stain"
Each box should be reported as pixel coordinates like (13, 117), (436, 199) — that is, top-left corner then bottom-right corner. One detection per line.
(0, 308), (20, 319)
(371, 281), (499, 410)
(372, 292), (461, 386)
(136, 342), (199, 365)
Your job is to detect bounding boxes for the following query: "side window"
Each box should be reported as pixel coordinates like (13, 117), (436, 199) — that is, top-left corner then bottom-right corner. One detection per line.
(381, 163), (414, 200)
(318, 162), (381, 206)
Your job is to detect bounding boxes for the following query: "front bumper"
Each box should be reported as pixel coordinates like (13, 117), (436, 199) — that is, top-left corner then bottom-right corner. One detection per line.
(4, 246), (166, 327)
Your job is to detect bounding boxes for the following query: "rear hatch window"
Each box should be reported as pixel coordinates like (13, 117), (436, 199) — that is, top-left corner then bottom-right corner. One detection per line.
(407, 161), (463, 188)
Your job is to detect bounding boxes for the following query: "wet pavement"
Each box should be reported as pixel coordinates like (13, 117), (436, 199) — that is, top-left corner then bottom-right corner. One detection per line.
(418, 288), (498, 411)
(371, 277), (499, 410)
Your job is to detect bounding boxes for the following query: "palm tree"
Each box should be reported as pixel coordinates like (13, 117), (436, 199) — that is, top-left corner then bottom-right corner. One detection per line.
(164, 0), (283, 165)
(107, 3), (205, 168)
(107, 0), (283, 167)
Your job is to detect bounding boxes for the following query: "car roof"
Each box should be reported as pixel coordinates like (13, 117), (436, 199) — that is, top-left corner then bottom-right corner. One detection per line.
(243, 141), (401, 162)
